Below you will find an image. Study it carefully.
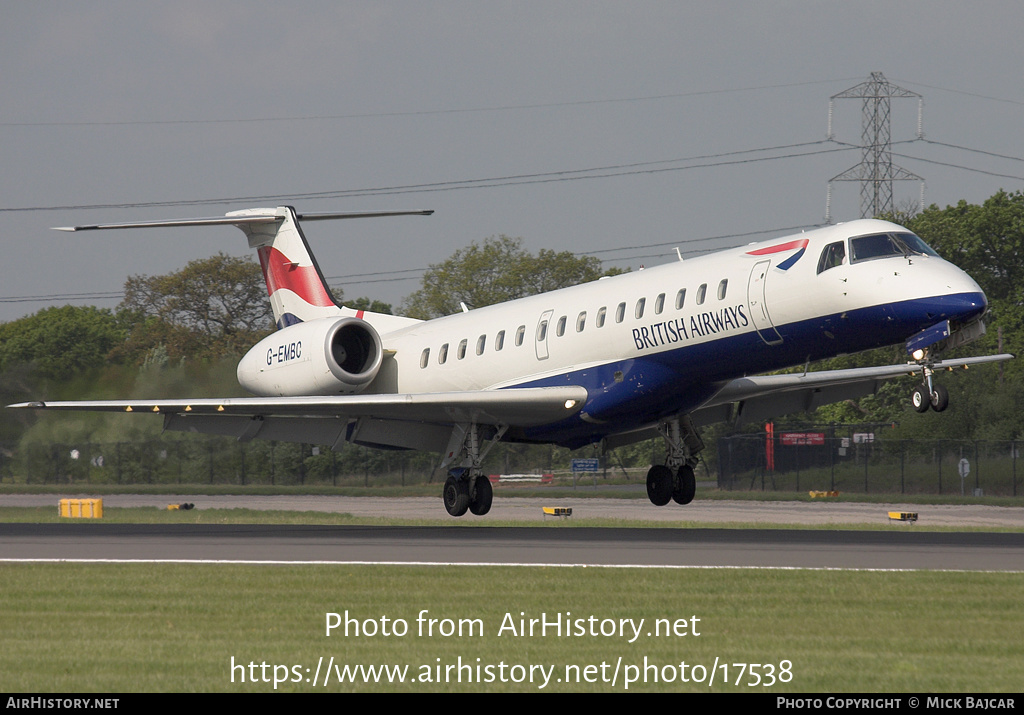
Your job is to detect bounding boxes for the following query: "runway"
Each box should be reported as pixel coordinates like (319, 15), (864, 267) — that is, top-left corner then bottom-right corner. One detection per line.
(5, 492), (1024, 527)
(2, 523), (1023, 571)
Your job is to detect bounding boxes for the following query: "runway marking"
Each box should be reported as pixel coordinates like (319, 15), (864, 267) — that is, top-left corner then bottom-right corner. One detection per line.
(2, 558), (1020, 573)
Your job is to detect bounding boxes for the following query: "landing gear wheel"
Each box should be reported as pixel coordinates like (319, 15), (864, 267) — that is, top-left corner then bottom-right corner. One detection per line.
(469, 475), (493, 516)
(443, 475), (470, 517)
(646, 465), (673, 506)
(930, 383), (949, 412)
(911, 385), (930, 413)
(672, 465), (696, 505)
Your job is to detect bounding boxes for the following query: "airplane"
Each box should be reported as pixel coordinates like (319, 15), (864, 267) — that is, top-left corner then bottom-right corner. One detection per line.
(10, 207), (1012, 517)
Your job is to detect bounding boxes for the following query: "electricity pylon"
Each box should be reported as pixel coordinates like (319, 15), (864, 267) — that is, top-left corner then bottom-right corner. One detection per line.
(826, 72), (924, 222)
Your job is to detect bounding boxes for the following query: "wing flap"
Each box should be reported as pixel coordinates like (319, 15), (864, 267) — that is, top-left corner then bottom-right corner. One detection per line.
(10, 386), (588, 429)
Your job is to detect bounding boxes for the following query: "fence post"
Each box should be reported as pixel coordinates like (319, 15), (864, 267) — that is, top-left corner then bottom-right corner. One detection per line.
(829, 433), (835, 492)
(900, 441), (905, 494)
(1013, 440), (1018, 497)
(863, 440), (869, 493)
(975, 440), (980, 492)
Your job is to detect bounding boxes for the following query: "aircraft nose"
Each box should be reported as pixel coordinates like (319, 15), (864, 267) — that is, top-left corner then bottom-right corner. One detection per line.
(914, 290), (987, 325)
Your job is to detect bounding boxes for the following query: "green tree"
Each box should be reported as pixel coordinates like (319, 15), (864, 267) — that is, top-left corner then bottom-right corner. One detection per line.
(0, 305), (126, 380)
(118, 253), (274, 361)
(806, 190), (1024, 433)
(401, 235), (620, 319)
(331, 289), (393, 315)
(906, 191), (1024, 304)
(905, 190), (1024, 379)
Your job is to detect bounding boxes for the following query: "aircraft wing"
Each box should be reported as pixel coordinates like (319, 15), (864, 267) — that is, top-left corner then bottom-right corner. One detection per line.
(8, 386), (588, 452)
(692, 353), (1015, 427)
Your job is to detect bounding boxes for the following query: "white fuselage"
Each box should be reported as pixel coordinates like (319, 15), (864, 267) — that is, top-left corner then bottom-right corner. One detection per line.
(237, 218), (987, 448)
(380, 219), (983, 392)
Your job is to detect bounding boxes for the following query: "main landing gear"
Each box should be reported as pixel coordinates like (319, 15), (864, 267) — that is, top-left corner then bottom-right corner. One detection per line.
(443, 471), (493, 517)
(646, 415), (704, 507)
(441, 422), (506, 518)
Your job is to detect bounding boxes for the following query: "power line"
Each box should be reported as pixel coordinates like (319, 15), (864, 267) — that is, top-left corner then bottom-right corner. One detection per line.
(890, 79), (1024, 108)
(0, 140), (851, 213)
(0, 223), (817, 306)
(891, 152), (1024, 183)
(0, 78), (863, 128)
(921, 139), (1024, 164)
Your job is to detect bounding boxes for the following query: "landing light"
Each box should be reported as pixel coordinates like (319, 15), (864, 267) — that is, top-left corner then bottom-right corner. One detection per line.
(564, 400), (577, 409)
(912, 349), (926, 361)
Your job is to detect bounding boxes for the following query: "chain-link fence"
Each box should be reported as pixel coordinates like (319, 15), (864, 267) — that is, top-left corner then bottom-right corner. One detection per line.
(2, 429), (1020, 497)
(2, 437), (442, 487)
(717, 431), (1020, 497)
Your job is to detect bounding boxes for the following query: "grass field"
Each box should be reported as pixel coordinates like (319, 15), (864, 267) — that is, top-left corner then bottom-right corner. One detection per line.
(2, 489), (1022, 693)
(1, 563), (1022, 693)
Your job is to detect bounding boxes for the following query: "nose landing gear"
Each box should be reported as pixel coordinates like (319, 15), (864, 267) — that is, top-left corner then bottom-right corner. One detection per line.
(911, 381), (949, 413)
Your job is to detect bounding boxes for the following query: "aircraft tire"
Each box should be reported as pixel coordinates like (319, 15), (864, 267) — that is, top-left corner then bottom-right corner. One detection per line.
(672, 465), (696, 505)
(469, 475), (493, 516)
(930, 383), (949, 412)
(646, 465), (673, 506)
(911, 385), (930, 413)
(443, 475), (470, 517)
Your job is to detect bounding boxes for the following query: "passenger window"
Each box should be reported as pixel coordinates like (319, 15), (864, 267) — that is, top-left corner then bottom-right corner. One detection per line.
(576, 311), (587, 332)
(655, 293), (665, 314)
(420, 348), (430, 369)
(696, 284), (707, 305)
(458, 339), (467, 360)
(438, 343), (448, 365)
(817, 241), (847, 273)
(635, 297), (646, 319)
(675, 289), (686, 309)
(495, 331), (505, 351)
(556, 315), (567, 337)
(537, 320), (548, 342)
(615, 302), (626, 323)
(476, 335), (486, 355)
(596, 307), (607, 328)
(515, 325), (526, 346)
(717, 279), (728, 300)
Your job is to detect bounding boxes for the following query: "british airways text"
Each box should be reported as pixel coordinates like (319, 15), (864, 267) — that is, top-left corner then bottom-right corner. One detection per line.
(633, 305), (749, 351)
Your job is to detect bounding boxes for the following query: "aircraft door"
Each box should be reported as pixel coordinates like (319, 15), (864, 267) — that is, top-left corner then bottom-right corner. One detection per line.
(747, 260), (784, 345)
(535, 309), (553, 360)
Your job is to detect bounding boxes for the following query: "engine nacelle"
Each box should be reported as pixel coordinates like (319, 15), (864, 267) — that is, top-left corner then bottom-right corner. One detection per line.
(237, 316), (383, 396)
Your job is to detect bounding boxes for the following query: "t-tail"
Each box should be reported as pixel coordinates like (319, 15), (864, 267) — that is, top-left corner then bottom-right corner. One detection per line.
(55, 206), (432, 332)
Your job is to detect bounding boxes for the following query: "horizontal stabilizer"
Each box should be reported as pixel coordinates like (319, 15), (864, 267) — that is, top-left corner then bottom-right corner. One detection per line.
(53, 209), (433, 233)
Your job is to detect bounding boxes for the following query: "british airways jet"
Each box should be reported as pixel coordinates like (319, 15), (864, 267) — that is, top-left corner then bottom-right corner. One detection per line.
(13, 208), (1011, 517)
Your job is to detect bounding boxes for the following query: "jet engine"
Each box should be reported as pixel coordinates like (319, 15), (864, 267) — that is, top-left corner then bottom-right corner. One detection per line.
(236, 316), (383, 396)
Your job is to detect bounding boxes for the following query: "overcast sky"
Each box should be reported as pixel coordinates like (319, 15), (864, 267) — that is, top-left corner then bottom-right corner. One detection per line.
(2, 1), (1023, 323)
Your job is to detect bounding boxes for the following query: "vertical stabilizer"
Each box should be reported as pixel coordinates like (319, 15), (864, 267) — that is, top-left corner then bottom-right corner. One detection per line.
(227, 206), (345, 329)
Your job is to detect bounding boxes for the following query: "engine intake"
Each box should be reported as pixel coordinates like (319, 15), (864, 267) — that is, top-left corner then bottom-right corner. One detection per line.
(237, 316), (383, 396)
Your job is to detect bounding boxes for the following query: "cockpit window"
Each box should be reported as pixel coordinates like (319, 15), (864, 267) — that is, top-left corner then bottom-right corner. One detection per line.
(817, 241), (846, 274)
(896, 232), (940, 257)
(850, 232), (939, 263)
